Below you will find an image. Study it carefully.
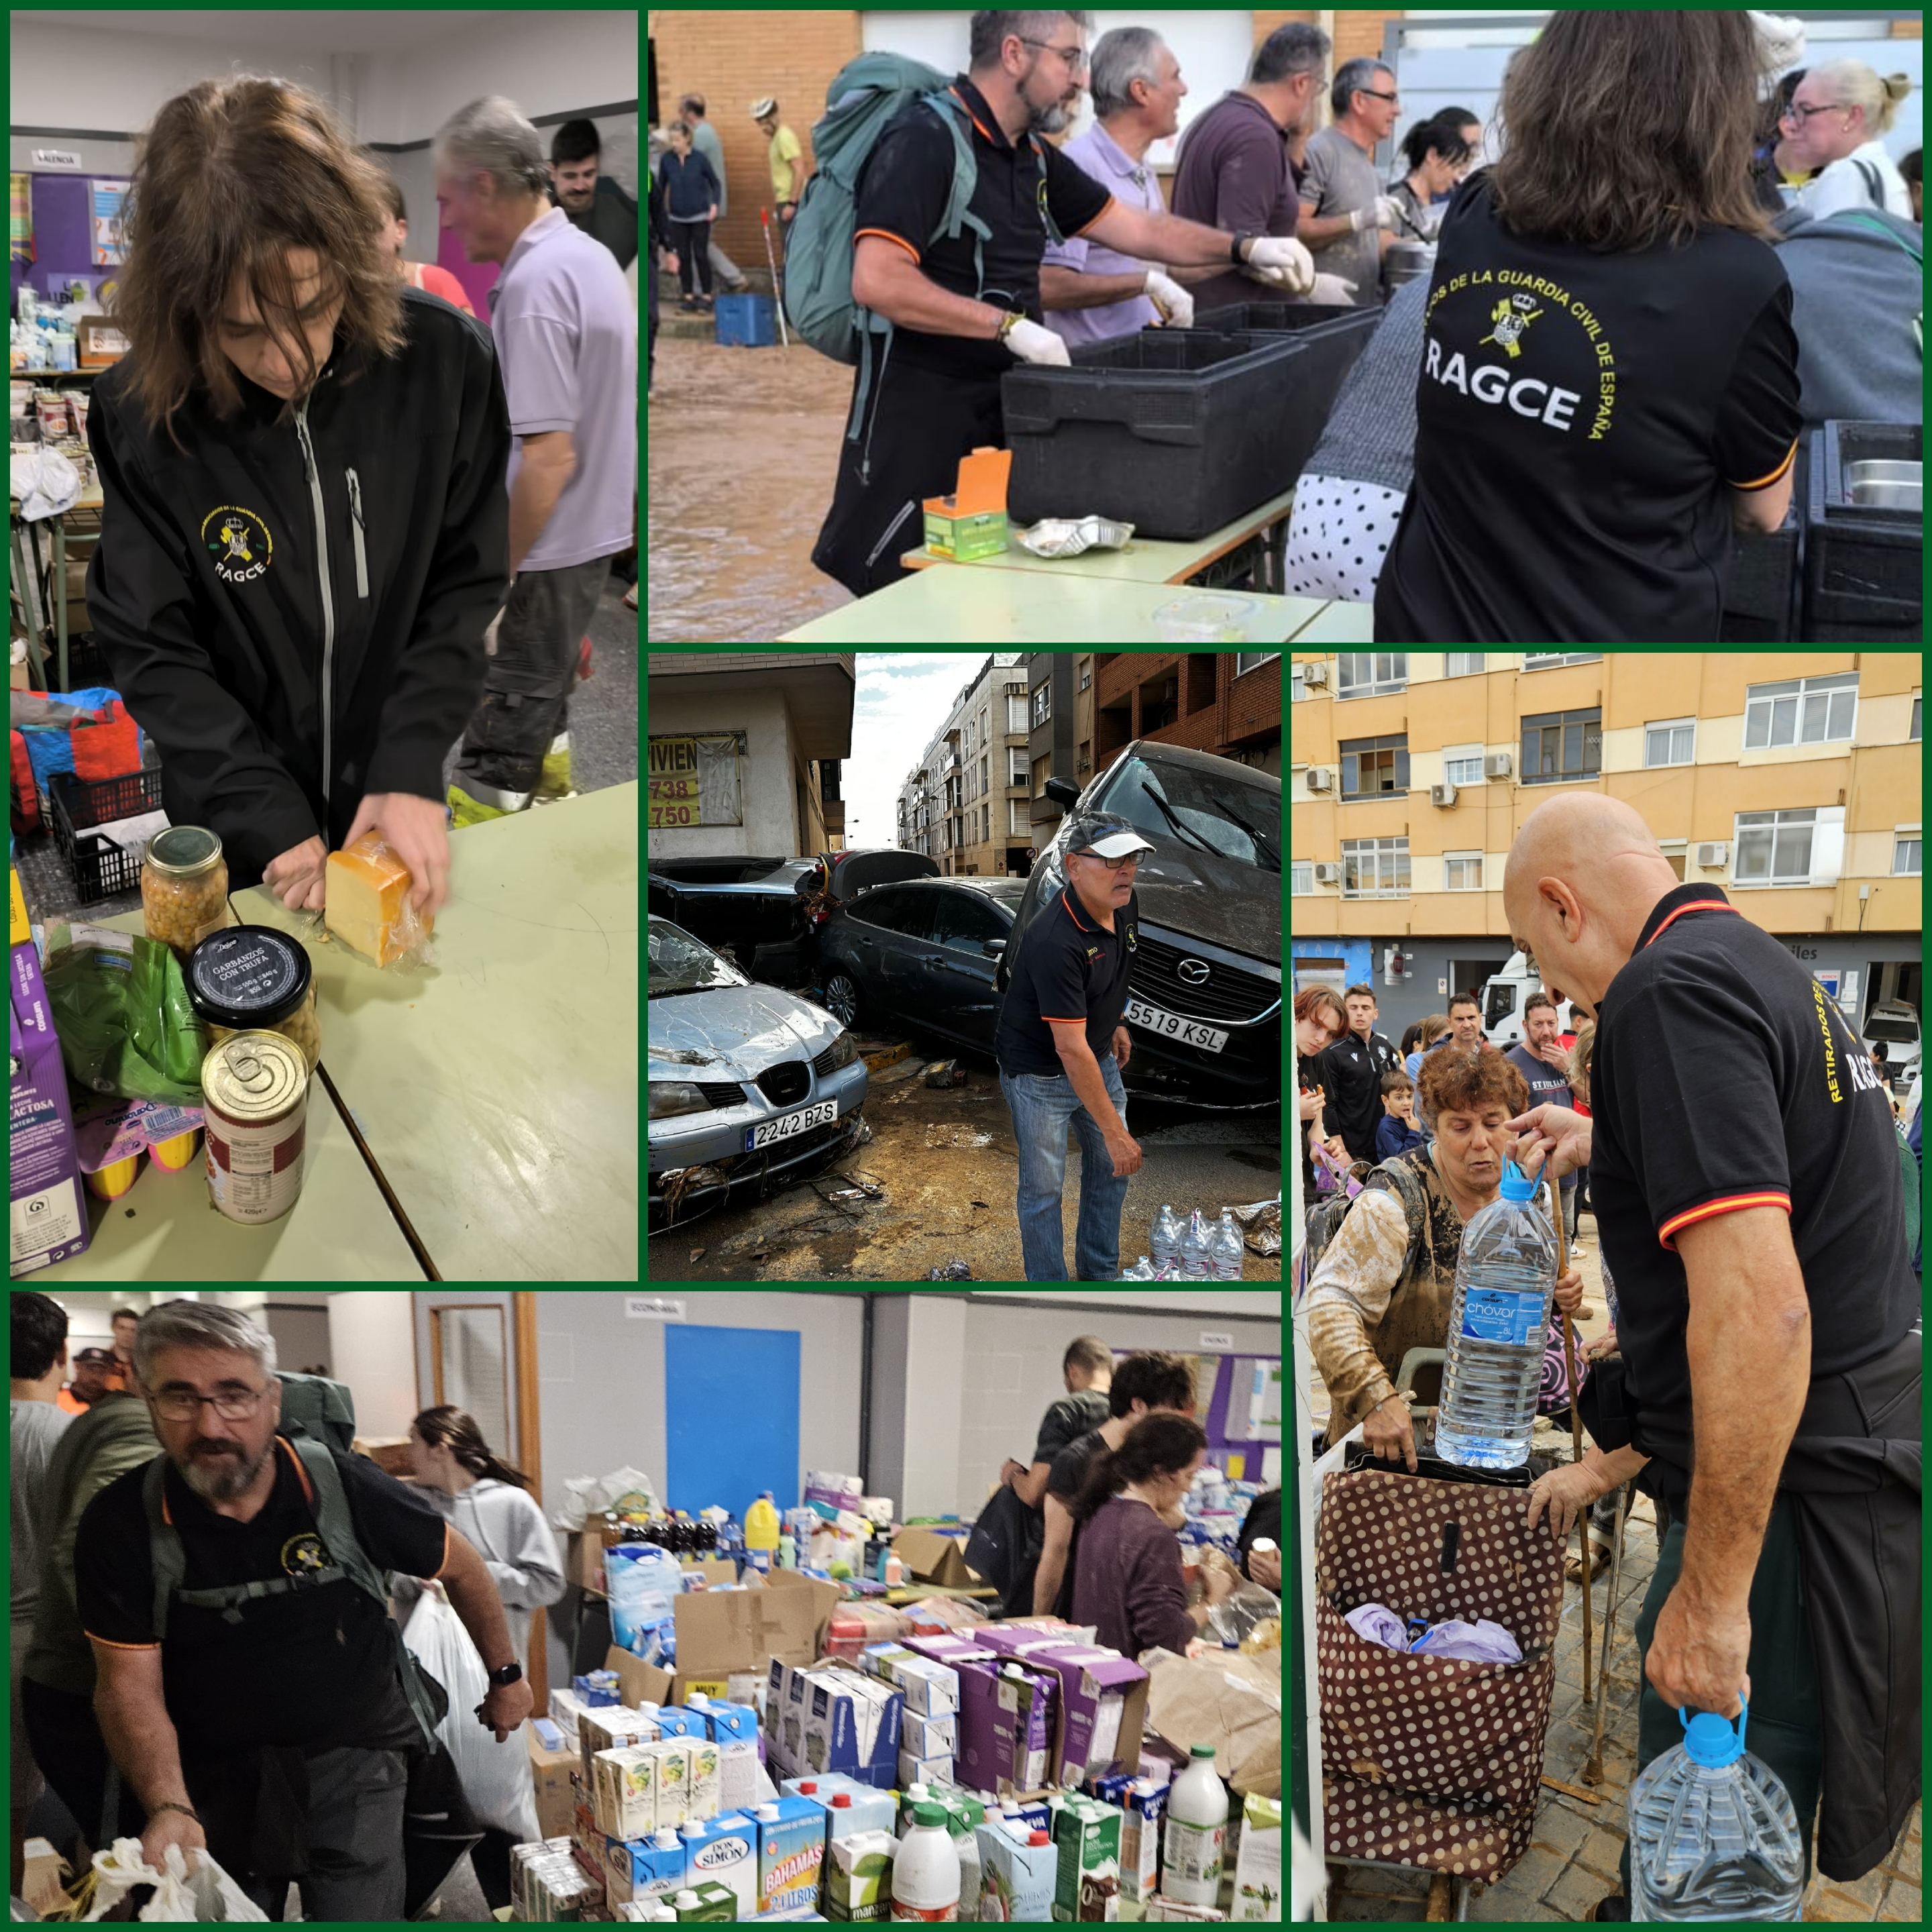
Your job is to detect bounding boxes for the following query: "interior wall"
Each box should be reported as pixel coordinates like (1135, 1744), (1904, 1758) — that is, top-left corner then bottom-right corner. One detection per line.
(325, 1292), (421, 1439)
(260, 1302), (333, 1376)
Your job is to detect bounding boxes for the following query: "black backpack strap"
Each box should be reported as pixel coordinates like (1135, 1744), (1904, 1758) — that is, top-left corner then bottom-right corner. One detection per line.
(1363, 1155), (1432, 1283)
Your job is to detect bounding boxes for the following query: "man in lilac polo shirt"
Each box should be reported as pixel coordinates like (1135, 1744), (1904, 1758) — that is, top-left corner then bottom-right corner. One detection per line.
(433, 96), (635, 820)
(1040, 28), (1195, 350)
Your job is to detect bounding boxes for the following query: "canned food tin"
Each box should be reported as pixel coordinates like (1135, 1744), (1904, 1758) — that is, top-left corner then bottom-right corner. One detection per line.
(201, 1032), (309, 1224)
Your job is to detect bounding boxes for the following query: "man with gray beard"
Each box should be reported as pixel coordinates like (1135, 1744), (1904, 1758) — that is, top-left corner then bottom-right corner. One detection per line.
(70, 1302), (532, 1919)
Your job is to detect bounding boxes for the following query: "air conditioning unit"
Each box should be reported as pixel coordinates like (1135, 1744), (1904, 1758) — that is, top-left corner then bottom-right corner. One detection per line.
(1485, 752), (1513, 778)
(1313, 861), (1342, 884)
(1696, 842), (1729, 869)
(1430, 783), (1458, 808)
(1306, 766), (1334, 792)
(1301, 661), (1329, 688)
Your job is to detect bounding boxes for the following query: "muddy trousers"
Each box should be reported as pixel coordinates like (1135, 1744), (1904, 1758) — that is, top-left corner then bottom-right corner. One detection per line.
(1619, 1492), (1823, 1899)
(450, 555), (610, 814)
(812, 360), (1004, 598)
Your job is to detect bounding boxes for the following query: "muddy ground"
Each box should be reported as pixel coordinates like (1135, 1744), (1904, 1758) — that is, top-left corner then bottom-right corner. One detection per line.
(647, 323), (856, 643)
(649, 1036), (1285, 1283)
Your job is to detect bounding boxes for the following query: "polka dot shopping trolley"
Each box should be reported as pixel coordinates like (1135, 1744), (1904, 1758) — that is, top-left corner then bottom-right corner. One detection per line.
(1314, 1460), (1566, 1888)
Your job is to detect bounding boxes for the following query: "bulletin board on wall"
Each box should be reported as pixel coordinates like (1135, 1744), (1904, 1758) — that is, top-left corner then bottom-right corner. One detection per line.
(1114, 1349), (1282, 1489)
(663, 1324), (800, 1521)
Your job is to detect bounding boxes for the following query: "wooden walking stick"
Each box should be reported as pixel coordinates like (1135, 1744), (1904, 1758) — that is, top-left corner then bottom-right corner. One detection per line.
(1582, 1479), (1625, 1786)
(1550, 1165), (1594, 1705)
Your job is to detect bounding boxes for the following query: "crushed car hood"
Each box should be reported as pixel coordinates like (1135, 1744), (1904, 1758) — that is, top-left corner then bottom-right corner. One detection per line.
(1127, 859), (1281, 963)
(649, 983), (839, 1079)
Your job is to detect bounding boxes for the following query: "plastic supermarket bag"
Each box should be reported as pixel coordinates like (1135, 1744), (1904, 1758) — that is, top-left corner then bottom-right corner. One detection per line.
(552, 1465), (659, 1532)
(1205, 1581), (1283, 1653)
(42, 923), (209, 1104)
(78, 1837), (267, 1921)
(400, 1590), (539, 1843)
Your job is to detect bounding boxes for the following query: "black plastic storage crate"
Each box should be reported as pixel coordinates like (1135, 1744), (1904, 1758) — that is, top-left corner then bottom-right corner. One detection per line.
(1002, 313), (1378, 540)
(48, 764), (166, 904)
(1719, 523), (1800, 641)
(1801, 420), (1921, 641)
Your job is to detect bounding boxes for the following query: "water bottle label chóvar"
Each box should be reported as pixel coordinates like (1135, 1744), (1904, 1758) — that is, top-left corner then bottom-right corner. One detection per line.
(1460, 1287), (1544, 1347)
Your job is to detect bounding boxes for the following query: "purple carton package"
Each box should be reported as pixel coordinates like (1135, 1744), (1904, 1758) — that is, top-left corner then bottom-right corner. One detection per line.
(1012, 1646), (1149, 1790)
(957, 1660), (1055, 1795)
(9, 871), (90, 1275)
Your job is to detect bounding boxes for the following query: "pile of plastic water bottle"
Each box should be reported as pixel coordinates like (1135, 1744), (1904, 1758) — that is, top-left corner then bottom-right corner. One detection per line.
(1119, 1203), (1248, 1279)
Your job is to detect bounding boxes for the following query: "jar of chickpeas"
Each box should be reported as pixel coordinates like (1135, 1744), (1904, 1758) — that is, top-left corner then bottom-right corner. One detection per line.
(142, 826), (231, 966)
(184, 926), (322, 1074)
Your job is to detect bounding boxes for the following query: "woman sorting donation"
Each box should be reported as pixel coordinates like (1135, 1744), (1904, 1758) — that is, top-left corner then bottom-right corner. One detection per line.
(390, 1407), (565, 1917)
(1303, 1039), (1585, 1467)
(1375, 10), (1803, 644)
(1069, 1415), (1238, 1656)
(1385, 115), (1473, 239)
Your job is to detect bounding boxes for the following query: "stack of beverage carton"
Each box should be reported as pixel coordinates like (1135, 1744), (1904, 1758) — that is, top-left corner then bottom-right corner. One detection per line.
(764, 1657), (903, 1787)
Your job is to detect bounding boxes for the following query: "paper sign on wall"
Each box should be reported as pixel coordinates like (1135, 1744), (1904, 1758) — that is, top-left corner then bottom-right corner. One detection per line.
(626, 1297), (686, 1320)
(32, 150), (82, 171)
(1438, 977), (1448, 994)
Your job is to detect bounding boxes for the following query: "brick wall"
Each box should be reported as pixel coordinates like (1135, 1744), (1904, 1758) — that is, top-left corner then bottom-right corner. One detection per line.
(649, 8), (862, 266)
(1226, 656), (1282, 745)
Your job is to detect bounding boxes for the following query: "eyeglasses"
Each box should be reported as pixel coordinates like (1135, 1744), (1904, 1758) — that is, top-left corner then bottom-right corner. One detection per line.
(1074, 851), (1140, 872)
(153, 1387), (268, 1423)
(1018, 38), (1091, 74)
(1780, 100), (1851, 126)
(1357, 89), (1401, 106)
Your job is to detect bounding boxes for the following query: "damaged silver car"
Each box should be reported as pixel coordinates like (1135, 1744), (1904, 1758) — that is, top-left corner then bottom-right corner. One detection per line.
(649, 915), (869, 1229)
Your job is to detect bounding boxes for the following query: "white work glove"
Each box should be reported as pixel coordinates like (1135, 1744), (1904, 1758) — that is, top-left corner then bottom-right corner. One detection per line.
(1238, 235), (1316, 297)
(1304, 274), (1358, 305)
(1004, 317), (1071, 367)
(1748, 11), (1807, 86)
(1144, 268), (1195, 329)
(1351, 195), (1403, 235)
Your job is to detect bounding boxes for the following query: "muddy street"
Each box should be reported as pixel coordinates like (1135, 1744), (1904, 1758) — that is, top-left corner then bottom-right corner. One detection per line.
(649, 1040), (1285, 1283)
(647, 330), (857, 643)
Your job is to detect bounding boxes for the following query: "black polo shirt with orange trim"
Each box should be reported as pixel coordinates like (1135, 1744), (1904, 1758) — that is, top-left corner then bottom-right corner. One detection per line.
(1590, 884), (1917, 1499)
(853, 73), (1114, 377)
(996, 885), (1139, 1077)
(74, 1432), (450, 1756)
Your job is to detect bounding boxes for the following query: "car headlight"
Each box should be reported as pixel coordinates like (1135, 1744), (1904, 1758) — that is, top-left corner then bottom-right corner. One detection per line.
(820, 1030), (858, 1071)
(649, 1081), (714, 1120)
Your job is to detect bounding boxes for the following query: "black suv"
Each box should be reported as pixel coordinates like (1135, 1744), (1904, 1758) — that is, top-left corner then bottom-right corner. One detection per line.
(996, 741), (1281, 1109)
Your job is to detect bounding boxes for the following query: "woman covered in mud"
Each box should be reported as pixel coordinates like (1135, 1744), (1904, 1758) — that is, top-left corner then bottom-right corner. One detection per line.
(1304, 1039), (1584, 1466)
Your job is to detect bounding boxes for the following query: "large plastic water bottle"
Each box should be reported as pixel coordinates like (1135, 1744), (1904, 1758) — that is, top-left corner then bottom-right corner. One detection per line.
(1627, 1703), (1803, 1921)
(1208, 1210), (1245, 1280)
(1434, 1156), (1560, 1469)
(1180, 1210), (1212, 1279)
(1150, 1205), (1183, 1273)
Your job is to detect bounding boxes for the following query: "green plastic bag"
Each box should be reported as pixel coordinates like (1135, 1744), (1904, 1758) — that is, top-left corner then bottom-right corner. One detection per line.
(41, 922), (209, 1104)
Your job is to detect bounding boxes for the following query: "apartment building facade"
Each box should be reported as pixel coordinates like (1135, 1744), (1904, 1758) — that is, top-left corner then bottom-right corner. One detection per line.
(1289, 651), (1923, 1041)
(894, 654), (1030, 875)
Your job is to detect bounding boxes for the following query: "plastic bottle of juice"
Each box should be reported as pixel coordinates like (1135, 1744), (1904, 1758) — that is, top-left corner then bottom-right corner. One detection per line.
(745, 1491), (781, 1574)
(1161, 1743), (1229, 1907)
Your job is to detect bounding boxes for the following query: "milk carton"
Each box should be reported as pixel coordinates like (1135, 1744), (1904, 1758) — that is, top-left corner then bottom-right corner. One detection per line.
(1120, 1781), (1166, 1904)
(902, 1709), (957, 1758)
(603, 1827), (690, 1910)
(783, 1667), (826, 1775)
(686, 1695), (761, 1811)
(511, 1837), (575, 1919)
(976, 1819), (1058, 1924)
(594, 1743), (661, 1839)
(1053, 1797), (1121, 1922)
(1228, 1794), (1280, 1921)
(667, 1876), (738, 1919)
(678, 1811), (758, 1918)
(653, 1704), (709, 1741)
(803, 1782), (900, 1843)
(824, 1828), (896, 1922)
(753, 1795), (828, 1917)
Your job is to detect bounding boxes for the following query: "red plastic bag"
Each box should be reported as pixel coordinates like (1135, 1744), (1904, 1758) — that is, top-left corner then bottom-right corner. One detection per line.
(70, 699), (141, 782)
(10, 727), (40, 833)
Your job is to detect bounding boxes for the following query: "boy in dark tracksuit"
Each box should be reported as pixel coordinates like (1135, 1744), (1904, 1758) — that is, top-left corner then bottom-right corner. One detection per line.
(1373, 1069), (1430, 1162)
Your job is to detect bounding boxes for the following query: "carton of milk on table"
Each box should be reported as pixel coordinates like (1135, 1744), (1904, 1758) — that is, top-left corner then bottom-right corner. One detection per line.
(678, 1811), (758, 1918)
(975, 1817), (1057, 1924)
(752, 1796), (827, 1917)
(824, 1828), (896, 1922)
(685, 1694), (761, 1811)
(602, 1827), (689, 1910)
(1119, 1780), (1166, 1903)
(1053, 1796), (1121, 1922)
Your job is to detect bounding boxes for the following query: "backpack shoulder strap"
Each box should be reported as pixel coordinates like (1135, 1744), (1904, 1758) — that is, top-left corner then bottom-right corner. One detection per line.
(1836, 210), (1924, 265)
(141, 1454), (181, 1644)
(1364, 1155), (1432, 1283)
(1853, 158), (1884, 211)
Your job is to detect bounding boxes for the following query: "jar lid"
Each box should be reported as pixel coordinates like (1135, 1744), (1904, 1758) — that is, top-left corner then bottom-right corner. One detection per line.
(144, 824), (225, 878)
(185, 925), (313, 1028)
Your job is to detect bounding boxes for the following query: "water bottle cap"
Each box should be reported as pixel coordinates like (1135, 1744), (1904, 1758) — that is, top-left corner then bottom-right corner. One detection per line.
(1497, 1157), (1537, 1202)
(1680, 1701), (1748, 1767)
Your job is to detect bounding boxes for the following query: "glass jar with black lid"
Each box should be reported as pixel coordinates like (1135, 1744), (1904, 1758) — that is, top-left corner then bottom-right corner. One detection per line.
(185, 925), (321, 1072)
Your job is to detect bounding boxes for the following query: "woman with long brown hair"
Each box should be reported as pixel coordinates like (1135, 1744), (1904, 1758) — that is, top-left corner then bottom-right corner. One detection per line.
(87, 76), (511, 911)
(1374, 10), (1803, 645)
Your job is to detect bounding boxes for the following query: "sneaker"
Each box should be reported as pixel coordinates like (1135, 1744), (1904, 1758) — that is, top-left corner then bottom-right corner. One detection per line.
(1571, 1242), (1587, 1261)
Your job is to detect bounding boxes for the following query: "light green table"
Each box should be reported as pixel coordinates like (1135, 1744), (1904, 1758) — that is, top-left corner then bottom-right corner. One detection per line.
(1286, 598), (1377, 641)
(38, 783), (639, 1281)
(902, 486), (1299, 586)
(782, 566), (1324, 642)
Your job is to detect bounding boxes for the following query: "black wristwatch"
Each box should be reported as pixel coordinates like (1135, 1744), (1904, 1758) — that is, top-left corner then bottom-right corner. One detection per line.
(1229, 229), (1254, 266)
(486, 1660), (523, 1688)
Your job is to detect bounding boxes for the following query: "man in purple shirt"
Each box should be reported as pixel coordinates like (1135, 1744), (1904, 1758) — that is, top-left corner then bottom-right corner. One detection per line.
(433, 97), (636, 820)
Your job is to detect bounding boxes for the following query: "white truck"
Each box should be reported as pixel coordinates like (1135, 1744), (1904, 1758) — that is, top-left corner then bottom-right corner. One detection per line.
(1480, 952), (1578, 1051)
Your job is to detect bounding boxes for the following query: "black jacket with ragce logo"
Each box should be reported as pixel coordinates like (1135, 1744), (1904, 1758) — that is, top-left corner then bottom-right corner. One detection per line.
(85, 288), (511, 885)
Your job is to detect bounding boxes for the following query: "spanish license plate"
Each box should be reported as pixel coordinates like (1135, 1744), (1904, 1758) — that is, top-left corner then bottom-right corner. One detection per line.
(745, 1099), (838, 1150)
(1125, 998), (1229, 1053)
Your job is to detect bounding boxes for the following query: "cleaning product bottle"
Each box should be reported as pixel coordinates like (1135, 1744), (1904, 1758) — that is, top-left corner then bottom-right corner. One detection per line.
(884, 1548), (904, 1586)
(892, 1801), (961, 1920)
(1161, 1743), (1229, 1907)
(745, 1491), (781, 1575)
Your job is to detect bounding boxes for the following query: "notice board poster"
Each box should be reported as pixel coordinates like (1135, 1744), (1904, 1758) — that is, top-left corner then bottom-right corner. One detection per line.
(91, 180), (129, 266)
(648, 732), (744, 829)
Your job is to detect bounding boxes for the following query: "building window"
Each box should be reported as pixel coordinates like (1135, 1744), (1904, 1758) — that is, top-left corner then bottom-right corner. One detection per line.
(1733, 808), (1819, 886)
(1340, 837), (1410, 898)
(1291, 663), (1308, 703)
(1339, 734), (1410, 800)
(1010, 747), (1029, 786)
(1032, 683), (1051, 727)
(1291, 861), (1313, 895)
(982, 804), (990, 843)
(1644, 718), (1696, 767)
(1442, 852), (1484, 890)
(1522, 653), (1603, 670)
(1079, 660), (1091, 690)
(1010, 800), (1028, 838)
(1444, 653), (1485, 677)
(1658, 841), (1688, 882)
(1235, 651), (1279, 675)
(1444, 755), (1484, 788)
(1009, 693), (1029, 733)
(1521, 708), (1602, 785)
(1895, 835), (1922, 876)
(1336, 653), (1407, 698)
(1912, 696), (1922, 741)
(1743, 672), (1857, 749)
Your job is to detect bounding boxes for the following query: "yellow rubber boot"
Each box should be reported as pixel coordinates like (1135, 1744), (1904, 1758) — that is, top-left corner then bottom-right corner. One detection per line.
(447, 782), (519, 828)
(532, 733), (578, 804)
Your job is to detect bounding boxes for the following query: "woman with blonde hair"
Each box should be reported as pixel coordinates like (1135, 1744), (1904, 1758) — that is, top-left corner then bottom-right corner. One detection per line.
(1779, 60), (1916, 219)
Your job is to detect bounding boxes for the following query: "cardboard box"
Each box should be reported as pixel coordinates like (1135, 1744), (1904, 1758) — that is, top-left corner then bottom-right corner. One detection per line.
(19, 1837), (71, 1917)
(891, 1526), (981, 1589)
(9, 865), (89, 1274)
(957, 1660), (1055, 1795)
(352, 1435), (415, 1476)
(528, 1719), (582, 1841)
(569, 1528), (608, 1592)
(1011, 1644), (1150, 1791)
(604, 1568), (832, 1708)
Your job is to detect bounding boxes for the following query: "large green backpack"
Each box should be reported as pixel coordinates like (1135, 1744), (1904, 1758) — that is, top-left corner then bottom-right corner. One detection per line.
(272, 1368), (358, 1456)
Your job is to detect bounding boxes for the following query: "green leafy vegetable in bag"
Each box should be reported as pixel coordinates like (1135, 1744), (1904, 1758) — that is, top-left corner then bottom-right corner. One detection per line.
(41, 921), (209, 1104)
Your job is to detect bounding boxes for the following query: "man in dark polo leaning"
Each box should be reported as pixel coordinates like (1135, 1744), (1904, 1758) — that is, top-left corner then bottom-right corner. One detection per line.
(996, 811), (1157, 1280)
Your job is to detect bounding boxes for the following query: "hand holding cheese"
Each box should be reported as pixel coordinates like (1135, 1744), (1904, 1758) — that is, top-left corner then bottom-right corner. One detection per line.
(339, 791), (450, 919)
(325, 833), (433, 966)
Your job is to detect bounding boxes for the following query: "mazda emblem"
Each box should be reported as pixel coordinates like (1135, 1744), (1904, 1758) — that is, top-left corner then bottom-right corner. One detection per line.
(1178, 958), (1211, 984)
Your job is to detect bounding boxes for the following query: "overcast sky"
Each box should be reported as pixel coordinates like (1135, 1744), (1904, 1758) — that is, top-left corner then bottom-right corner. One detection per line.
(845, 653), (990, 852)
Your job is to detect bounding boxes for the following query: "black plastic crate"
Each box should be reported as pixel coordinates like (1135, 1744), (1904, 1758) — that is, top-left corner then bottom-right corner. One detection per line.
(1002, 317), (1377, 540)
(48, 764), (166, 904)
(1801, 421), (1921, 641)
(1719, 523), (1799, 641)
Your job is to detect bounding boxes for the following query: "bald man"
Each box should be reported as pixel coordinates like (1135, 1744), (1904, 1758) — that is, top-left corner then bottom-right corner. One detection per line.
(1500, 792), (1919, 1911)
